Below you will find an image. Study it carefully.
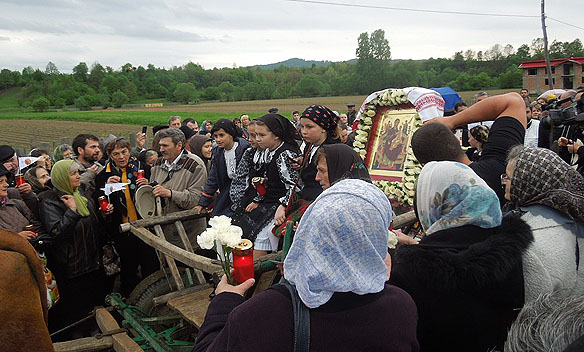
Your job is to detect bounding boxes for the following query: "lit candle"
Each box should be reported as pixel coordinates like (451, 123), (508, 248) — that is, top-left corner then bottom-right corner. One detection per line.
(233, 239), (254, 284)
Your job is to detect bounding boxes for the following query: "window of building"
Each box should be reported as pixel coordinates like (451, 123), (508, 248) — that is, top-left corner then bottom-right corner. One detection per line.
(528, 68), (537, 75)
(545, 78), (556, 85)
(544, 67), (556, 74)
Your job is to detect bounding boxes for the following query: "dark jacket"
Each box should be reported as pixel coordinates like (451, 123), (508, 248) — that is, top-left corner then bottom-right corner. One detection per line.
(390, 214), (533, 352)
(199, 137), (251, 216)
(194, 283), (419, 352)
(38, 188), (103, 280)
(94, 158), (151, 236)
(300, 137), (339, 201)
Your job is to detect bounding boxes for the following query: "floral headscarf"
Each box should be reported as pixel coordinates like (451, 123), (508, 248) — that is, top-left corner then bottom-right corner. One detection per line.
(51, 160), (90, 217)
(470, 125), (489, 144)
(301, 104), (339, 131)
(284, 179), (391, 308)
(416, 161), (502, 235)
(510, 147), (584, 223)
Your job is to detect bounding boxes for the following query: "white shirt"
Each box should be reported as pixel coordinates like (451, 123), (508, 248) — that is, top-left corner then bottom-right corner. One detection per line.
(224, 142), (238, 180)
(524, 119), (540, 147)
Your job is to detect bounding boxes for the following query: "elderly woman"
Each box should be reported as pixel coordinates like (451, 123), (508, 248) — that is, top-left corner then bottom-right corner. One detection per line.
(24, 165), (51, 194)
(314, 143), (371, 190)
(194, 180), (420, 352)
(390, 161), (533, 351)
(53, 144), (73, 162)
(502, 146), (584, 301)
(188, 135), (213, 173)
(39, 159), (111, 335)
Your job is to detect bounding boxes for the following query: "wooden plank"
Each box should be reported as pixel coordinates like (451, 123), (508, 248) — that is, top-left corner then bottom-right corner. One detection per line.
(119, 208), (207, 233)
(95, 308), (143, 352)
(253, 270), (278, 297)
(153, 224), (184, 291)
(175, 220), (206, 284)
(152, 283), (212, 307)
(129, 226), (223, 275)
(167, 288), (214, 330)
(392, 211), (417, 229)
(53, 336), (113, 352)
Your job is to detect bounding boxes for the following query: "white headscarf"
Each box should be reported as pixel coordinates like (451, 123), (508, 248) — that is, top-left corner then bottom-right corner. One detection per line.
(416, 161), (502, 235)
(283, 179), (391, 309)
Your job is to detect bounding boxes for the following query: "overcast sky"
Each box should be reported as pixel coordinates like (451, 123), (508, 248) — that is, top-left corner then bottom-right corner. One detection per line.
(0, 0), (580, 72)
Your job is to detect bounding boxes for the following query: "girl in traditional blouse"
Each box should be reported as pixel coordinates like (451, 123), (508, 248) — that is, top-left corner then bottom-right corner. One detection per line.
(232, 114), (300, 258)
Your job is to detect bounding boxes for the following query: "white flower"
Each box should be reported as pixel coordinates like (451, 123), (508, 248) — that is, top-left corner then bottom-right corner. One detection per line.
(197, 229), (216, 250)
(208, 215), (232, 231)
(359, 149), (367, 157)
(356, 130), (368, 137)
(404, 182), (415, 190)
(216, 226), (242, 248)
(388, 230), (398, 249)
(353, 147), (362, 154)
(361, 125), (371, 131)
(364, 117), (373, 125)
(364, 110), (376, 117)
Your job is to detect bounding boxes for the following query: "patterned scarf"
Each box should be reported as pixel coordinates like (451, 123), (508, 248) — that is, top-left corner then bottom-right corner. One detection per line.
(511, 147), (584, 223)
(301, 104), (339, 131)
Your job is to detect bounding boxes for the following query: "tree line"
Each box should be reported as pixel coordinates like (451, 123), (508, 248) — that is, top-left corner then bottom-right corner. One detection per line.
(0, 31), (582, 112)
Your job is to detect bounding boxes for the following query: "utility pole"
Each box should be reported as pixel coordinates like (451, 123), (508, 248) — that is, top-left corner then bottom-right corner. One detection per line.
(541, 0), (554, 89)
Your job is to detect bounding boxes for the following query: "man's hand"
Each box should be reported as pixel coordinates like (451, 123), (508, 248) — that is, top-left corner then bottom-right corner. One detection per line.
(290, 157), (303, 170)
(88, 164), (99, 173)
(107, 176), (121, 184)
(558, 137), (571, 147)
(17, 183), (32, 195)
(152, 185), (171, 198)
(104, 203), (114, 215)
(136, 178), (149, 187)
(395, 229), (419, 246)
(215, 270), (255, 297)
(61, 195), (77, 211)
(136, 132), (146, 149)
(568, 140), (583, 154)
(274, 204), (287, 226)
(18, 231), (37, 240)
(245, 202), (259, 213)
(193, 205), (203, 213)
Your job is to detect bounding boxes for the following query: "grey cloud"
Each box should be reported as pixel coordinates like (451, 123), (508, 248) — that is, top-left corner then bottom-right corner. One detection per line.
(0, 36), (9, 41)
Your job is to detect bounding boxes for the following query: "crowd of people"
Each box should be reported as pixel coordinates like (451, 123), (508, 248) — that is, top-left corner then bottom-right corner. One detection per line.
(1, 88), (583, 351)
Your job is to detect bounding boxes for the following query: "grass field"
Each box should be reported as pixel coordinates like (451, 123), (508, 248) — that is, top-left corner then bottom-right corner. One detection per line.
(0, 88), (518, 152)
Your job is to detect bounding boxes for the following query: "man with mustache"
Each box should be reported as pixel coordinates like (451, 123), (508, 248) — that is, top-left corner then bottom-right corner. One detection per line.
(72, 134), (104, 197)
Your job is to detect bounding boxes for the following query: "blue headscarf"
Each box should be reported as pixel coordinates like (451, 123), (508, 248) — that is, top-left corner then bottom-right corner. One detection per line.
(284, 179), (391, 308)
(416, 161), (502, 235)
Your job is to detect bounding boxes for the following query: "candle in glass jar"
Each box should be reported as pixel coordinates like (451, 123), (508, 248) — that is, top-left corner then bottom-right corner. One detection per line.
(98, 196), (109, 212)
(252, 177), (266, 196)
(137, 169), (145, 179)
(15, 173), (25, 186)
(233, 239), (254, 284)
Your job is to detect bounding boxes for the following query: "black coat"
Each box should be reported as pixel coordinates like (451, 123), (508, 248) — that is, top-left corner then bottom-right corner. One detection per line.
(94, 158), (151, 236)
(38, 188), (103, 280)
(199, 137), (251, 216)
(389, 214), (533, 352)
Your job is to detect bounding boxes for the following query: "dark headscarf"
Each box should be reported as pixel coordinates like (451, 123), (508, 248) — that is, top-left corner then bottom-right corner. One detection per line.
(470, 125), (489, 144)
(257, 113), (300, 147)
(179, 126), (196, 140)
(24, 165), (51, 194)
(511, 147), (584, 223)
(211, 119), (240, 139)
(321, 144), (371, 185)
(301, 105), (339, 131)
(189, 135), (212, 165)
(0, 145), (15, 163)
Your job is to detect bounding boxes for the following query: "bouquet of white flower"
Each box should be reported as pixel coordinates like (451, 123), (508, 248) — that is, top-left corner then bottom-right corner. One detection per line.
(197, 215), (244, 283)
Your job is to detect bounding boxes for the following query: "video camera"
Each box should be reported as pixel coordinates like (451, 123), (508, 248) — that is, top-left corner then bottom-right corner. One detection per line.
(541, 93), (584, 129)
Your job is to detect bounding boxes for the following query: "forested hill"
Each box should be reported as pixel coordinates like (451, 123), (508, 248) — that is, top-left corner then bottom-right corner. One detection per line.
(0, 30), (582, 112)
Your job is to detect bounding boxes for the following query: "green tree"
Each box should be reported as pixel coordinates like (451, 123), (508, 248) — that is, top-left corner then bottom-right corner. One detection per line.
(173, 83), (197, 103)
(53, 98), (65, 109)
(88, 63), (105, 90)
(72, 62), (89, 82)
(32, 97), (50, 112)
(111, 90), (129, 108)
(74, 96), (91, 110)
(45, 62), (59, 76)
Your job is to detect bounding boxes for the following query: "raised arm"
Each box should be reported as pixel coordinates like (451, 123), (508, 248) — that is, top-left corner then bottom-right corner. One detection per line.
(429, 93), (527, 129)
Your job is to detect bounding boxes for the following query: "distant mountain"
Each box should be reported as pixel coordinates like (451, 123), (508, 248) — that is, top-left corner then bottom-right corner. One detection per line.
(249, 58), (358, 70)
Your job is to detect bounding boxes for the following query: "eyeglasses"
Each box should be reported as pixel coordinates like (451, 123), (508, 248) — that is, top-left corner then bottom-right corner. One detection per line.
(500, 173), (510, 183)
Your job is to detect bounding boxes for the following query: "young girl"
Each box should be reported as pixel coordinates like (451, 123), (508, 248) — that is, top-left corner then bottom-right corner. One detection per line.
(230, 120), (266, 214)
(198, 119), (251, 216)
(232, 113), (300, 258)
(272, 105), (340, 233)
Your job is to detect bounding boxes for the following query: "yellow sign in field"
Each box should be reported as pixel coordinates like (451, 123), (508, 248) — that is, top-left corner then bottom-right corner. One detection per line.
(144, 103), (164, 108)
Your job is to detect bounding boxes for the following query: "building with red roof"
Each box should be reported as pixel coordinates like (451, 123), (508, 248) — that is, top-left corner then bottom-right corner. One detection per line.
(519, 57), (584, 92)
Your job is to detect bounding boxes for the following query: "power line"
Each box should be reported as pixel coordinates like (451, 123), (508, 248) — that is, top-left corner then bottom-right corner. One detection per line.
(284, 0), (539, 18)
(547, 17), (584, 31)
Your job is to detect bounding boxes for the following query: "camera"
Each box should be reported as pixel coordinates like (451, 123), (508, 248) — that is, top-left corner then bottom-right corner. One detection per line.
(541, 94), (584, 129)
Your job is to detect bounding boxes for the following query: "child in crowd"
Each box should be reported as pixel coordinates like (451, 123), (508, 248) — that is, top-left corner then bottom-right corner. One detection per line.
(232, 114), (300, 258)
(198, 119), (251, 216)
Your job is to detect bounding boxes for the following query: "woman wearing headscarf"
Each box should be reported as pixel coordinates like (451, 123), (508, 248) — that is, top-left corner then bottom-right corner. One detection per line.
(53, 144), (73, 162)
(38, 159), (111, 336)
(194, 180), (419, 352)
(314, 143), (371, 190)
(188, 135), (213, 173)
(502, 146), (584, 302)
(199, 119), (213, 136)
(390, 161), (533, 351)
(465, 125), (489, 162)
(24, 165), (52, 194)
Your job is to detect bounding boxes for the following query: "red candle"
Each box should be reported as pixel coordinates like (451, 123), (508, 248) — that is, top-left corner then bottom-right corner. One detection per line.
(233, 239), (254, 284)
(98, 196), (109, 212)
(252, 177), (266, 196)
(137, 169), (145, 179)
(15, 173), (25, 186)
